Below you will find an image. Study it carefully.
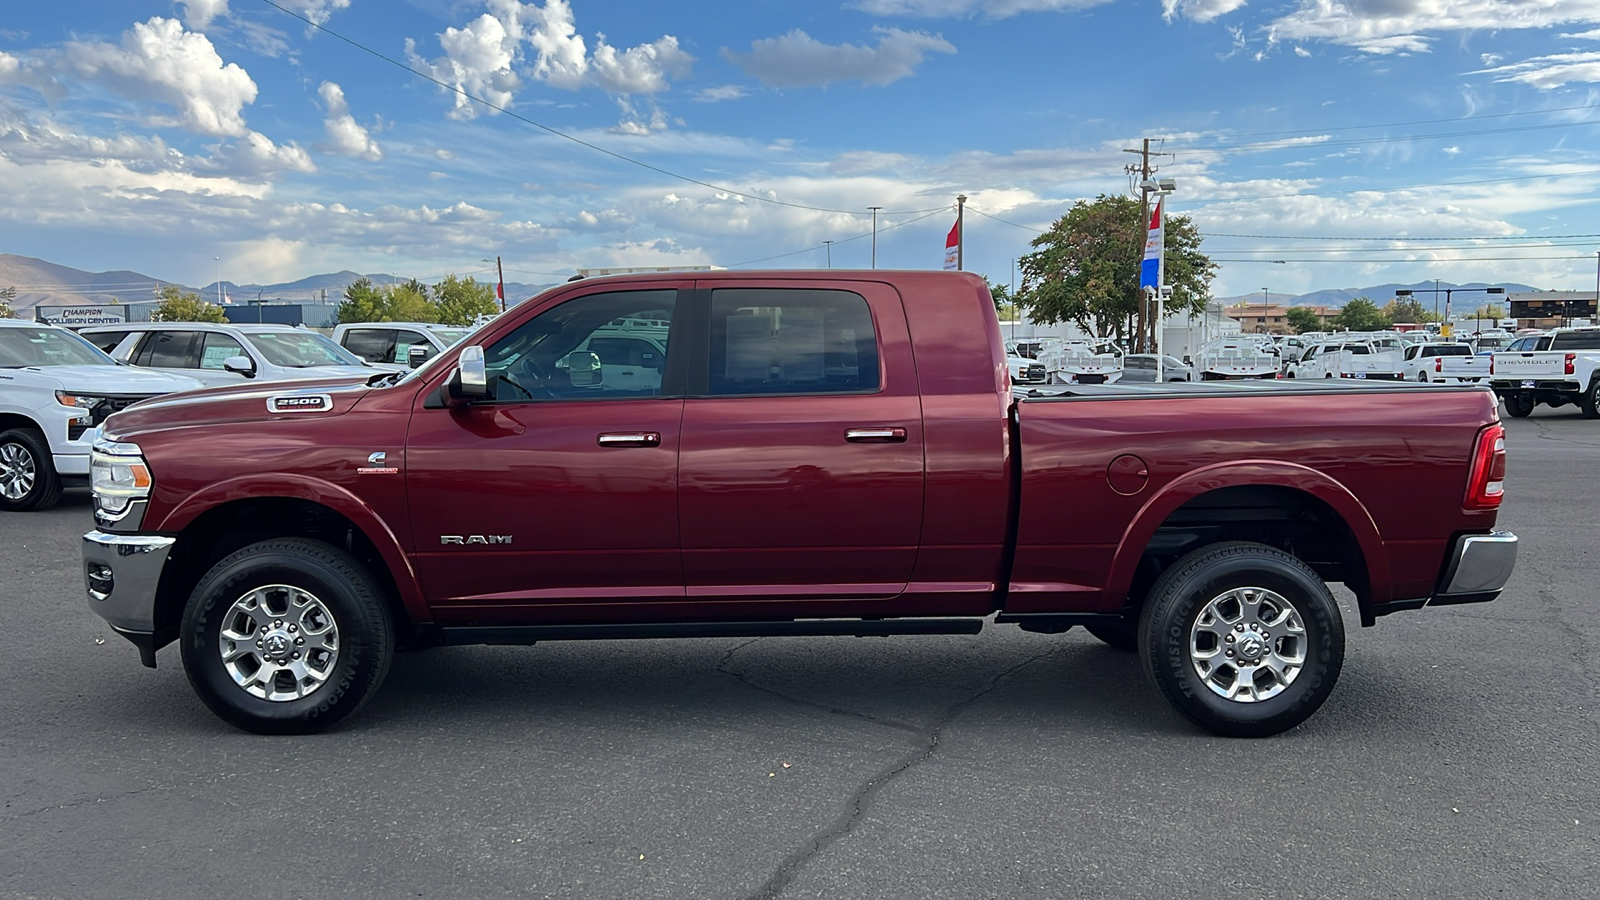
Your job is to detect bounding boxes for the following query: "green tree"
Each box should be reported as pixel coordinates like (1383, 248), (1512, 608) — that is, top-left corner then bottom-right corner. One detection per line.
(151, 285), (227, 322)
(1285, 307), (1322, 334)
(337, 277), (440, 324)
(1329, 297), (1388, 331)
(1382, 297), (1440, 324)
(1474, 302), (1507, 319)
(433, 274), (499, 326)
(985, 278), (1019, 320)
(1016, 194), (1216, 342)
(0, 286), (16, 319)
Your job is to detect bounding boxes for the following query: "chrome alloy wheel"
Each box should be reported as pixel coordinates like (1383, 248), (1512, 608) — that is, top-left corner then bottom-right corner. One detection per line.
(218, 585), (340, 701)
(0, 441), (36, 501)
(1189, 587), (1306, 703)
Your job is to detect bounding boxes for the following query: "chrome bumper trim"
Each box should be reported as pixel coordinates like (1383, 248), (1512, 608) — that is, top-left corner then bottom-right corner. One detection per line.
(82, 530), (175, 635)
(1435, 531), (1518, 599)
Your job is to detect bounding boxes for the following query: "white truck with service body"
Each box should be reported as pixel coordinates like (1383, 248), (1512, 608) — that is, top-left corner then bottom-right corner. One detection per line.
(0, 320), (201, 511)
(1287, 340), (1403, 380)
(1490, 327), (1600, 418)
(1197, 337), (1279, 380)
(1402, 342), (1487, 384)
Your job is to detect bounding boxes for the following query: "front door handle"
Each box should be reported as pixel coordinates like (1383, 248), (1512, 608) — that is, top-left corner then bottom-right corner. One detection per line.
(597, 432), (661, 448)
(845, 427), (907, 443)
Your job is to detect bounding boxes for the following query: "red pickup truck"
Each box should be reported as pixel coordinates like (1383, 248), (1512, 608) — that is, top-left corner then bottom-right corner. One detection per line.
(81, 270), (1516, 737)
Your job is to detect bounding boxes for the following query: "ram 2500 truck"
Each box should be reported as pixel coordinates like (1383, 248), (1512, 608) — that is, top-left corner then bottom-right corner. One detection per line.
(81, 271), (1517, 737)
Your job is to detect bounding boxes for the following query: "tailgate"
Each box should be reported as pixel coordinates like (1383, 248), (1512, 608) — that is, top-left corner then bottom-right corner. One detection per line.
(1492, 351), (1564, 378)
(1441, 356), (1486, 375)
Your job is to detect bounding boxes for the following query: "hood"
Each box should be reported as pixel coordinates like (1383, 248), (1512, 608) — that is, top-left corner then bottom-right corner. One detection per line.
(282, 364), (386, 379)
(100, 374), (378, 440)
(15, 364), (204, 394)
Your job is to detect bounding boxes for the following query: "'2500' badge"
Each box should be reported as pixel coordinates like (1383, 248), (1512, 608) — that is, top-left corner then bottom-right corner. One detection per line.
(266, 393), (333, 413)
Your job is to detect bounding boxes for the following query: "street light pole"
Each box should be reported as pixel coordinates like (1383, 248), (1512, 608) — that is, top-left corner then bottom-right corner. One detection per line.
(214, 256), (222, 306)
(823, 241), (834, 269)
(1262, 287), (1269, 334)
(868, 207), (881, 268)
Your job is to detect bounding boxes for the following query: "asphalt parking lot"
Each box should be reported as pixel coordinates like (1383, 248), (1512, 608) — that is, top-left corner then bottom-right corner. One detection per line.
(3, 407), (1597, 900)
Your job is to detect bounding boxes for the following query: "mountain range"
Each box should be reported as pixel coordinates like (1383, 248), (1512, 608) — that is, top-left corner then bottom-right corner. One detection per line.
(0, 254), (553, 310)
(1, 253), (1541, 314)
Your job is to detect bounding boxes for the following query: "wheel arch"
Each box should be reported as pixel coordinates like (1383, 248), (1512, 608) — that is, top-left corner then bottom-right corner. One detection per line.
(152, 483), (428, 650)
(0, 412), (46, 435)
(1106, 462), (1390, 626)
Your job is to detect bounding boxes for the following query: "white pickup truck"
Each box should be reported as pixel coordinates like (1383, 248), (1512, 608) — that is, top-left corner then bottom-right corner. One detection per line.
(0, 320), (201, 511)
(1287, 340), (1404, 380)
(1401, 342), (1488, 384)
(1490, 327), (1600, 418)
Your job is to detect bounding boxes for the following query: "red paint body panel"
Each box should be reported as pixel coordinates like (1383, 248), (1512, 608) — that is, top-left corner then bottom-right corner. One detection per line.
(102, 269), (1501, 633)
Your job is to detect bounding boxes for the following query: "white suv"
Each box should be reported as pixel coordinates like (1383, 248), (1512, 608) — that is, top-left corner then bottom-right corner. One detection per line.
(332, 322), (472, 368)
(82, 322), (382, 387)
(0, 320), (202, 511)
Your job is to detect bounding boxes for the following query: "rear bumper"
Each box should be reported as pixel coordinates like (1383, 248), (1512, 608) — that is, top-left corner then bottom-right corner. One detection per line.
(82, 530), (175, 667)
(1492, 379), (1577, 394)
(1431, 531), (1518, 606)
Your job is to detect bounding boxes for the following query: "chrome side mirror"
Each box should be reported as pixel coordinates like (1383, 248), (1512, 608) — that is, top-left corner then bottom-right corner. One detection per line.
(454, 345), (488, 399)
(223, 355), (256, 377)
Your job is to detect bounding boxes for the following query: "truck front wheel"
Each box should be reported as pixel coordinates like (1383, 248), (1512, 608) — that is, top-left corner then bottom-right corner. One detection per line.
(1504, 394), (1535, 418)
(0, 427), (63, 512)
(180, 538), (394, 734)
(1138, 541), (1344, 738)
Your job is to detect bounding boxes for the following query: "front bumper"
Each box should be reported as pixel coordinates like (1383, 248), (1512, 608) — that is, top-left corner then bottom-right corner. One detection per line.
(82, 530), (175, 667)
(1432, 530), (1519, 606)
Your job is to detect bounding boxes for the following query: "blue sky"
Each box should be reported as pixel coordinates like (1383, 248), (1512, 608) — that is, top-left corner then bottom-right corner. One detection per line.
(6, 1), (1600, 300)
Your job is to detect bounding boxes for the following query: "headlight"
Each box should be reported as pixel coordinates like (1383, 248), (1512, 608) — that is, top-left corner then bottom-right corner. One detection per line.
(56, 391), (103, 410)
(91, 440), (152, 517)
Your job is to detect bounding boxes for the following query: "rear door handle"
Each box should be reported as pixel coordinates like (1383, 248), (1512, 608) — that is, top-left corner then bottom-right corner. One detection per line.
(845, 427), (907, 443)
(597, 432), (661, 448)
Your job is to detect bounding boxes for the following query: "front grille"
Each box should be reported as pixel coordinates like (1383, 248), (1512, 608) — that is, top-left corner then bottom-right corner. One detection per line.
(90, 395), (157, 426)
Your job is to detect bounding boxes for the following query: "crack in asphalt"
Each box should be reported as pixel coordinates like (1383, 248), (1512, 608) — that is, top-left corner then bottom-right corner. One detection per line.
(7, 786), (163, 820)
(1528, 418), (1600, 448)
(738, 645), (1062, 900)
(714, 638), (923, 736)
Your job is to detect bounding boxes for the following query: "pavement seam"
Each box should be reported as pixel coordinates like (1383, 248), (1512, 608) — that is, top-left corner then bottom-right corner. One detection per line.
(713, 637), (923, 735)
(7, 786), (164, 820)
(741, 645), (1063, 900)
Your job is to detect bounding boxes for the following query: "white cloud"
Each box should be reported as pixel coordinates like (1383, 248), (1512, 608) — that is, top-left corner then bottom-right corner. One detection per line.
(1563, 28), (1600, 39)
(1294, 45), (1311, 57)
(181, 0), (231, 31)
(1474, 51), (1600, 89)
(590, 34), (692, 94)
(201, 130), (316, 176)
(315, 81), (381, 160)
(724, 27), (956, 88)
(694, 84), (749, 102)
(1266, 0), (1600, 53)
(62, 17), (258, 137)
(277, 0), (350, 26)
(405, 0), (694, 124)
(1162, 0), (1249, 23)
(850, 0), (1110, 17)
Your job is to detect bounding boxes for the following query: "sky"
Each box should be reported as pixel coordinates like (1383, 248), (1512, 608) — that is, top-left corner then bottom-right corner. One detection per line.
(6, 1), (1600, 301)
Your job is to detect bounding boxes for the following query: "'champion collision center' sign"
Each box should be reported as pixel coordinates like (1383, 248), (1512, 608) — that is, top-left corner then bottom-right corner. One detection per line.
(34, 306), (129, 327)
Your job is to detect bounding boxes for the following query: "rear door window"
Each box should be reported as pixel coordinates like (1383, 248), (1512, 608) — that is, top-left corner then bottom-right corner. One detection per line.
(133, 331), (200, 368)
(84, 330), (131, 353)
(342, 328), (396, 364)
(709, 288), (880, 396)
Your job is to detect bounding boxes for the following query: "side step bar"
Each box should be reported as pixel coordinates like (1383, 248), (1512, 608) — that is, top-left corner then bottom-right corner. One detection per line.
(437, 618), (985, 646)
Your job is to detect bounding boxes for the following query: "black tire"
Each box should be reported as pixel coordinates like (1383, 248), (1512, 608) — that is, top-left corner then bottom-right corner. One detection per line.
(0, 427), (63, 512)
(1084, 620), (1139, 651)
(1504, 394), (1535, 418)
(1581, 379), (1600, 420)
(1416, 372), (1430, 383)
(1138, 541), (1344, 738)
(180, 538), (394, 734)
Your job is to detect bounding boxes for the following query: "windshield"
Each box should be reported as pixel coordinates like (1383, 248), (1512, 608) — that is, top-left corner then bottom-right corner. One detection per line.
(431, 328), (471, 345)
(0, 326), (117, 368)
(246, 331), (366, 368)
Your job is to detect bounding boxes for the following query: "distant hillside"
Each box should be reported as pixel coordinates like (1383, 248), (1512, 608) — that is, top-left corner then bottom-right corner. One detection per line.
(0, 254), (553, 310)
(1215, 281), (1538, 310)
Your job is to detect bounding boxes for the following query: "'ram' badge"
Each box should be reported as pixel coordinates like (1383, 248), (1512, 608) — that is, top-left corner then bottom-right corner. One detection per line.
(266, 393), (333, 413)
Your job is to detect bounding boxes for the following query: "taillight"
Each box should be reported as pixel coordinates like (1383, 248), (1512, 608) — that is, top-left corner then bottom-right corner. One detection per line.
(1565, 353), (1576, 376)
(1464, 423), (1506, 510)
(1435, 357), (1443, 373)
(1489, 357), (1495, 375)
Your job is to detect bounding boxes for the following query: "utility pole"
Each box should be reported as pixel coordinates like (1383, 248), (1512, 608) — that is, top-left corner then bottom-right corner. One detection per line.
(823, 240), (834, 269)
(956, 194), (967, 271)
(1124, 138), (1172, 351)
(868, 207), (881, 268)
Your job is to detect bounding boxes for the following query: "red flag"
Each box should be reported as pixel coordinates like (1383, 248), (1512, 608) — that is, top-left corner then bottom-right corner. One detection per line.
(496, 282), (504, 300)
(943, 219), (960, 271)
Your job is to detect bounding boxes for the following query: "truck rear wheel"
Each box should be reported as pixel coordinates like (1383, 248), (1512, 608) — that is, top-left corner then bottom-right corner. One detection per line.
(1581, 379), (1600, 419)
(1138, 541), (1344, 738)
(1504, 394), (1535, 418)
(0, 428), (63, 512)
(180, 538), (394, 734)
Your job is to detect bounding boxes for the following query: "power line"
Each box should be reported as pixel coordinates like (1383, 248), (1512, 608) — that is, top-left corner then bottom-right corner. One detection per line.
(1203, 231), (1600, 242)
(728, 207), (950, 267)
(257, 0), (943, 218)
(1175, 101), (1600, 142)
(1213, 254), (1592, 263)
(1184, 167), (1600, 204)
(1196, 118), (1600, 155)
